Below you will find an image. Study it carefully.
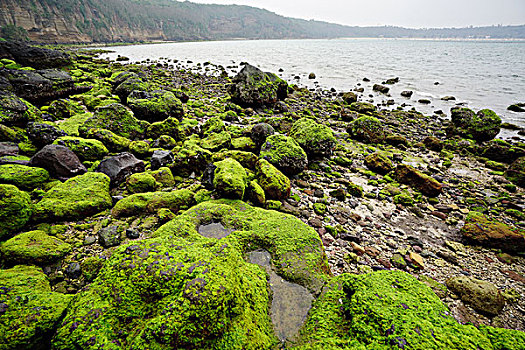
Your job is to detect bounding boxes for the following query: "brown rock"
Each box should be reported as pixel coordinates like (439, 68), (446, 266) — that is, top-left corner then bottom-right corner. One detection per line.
(395, 164), (442, 197)
(446, 275), (505, 316)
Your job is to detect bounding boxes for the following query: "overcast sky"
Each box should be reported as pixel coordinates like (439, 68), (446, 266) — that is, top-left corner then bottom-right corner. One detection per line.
(188, 0), (525, 28)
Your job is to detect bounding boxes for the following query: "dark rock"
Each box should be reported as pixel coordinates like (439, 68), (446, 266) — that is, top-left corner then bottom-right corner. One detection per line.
(507, 103), (525, 113)
(0, 40), (71, 69)
(441, 96), (456, 101)
(418, 99), (431, 104)
(114, 76), (149, 104)
(505, 156), (525, 187)
(126, 228), (140, 239)
(250, 123), (275, 147)
(308, 73), (316, 79)
(27, 122), (68, 147)
(446, 107), (501, 142)
(347, 116), (385, 144)
(150, 150), (174, 170)
(423, 136), (443, 152)
(98, 225), (121, 248)
(2, 68), (90, 104)
(127, 90), (184, 122)
(342, 92), (358, 104)
(0, 142), (18, 157)
(401, 90), (413, 98)
(480, 140), (525, 163)
(385, 77), (399, 84)
(228, 63), (288, 107)
(201, 163), (217, 190)
(96, 152), (145, 186)
(65, 262), (82, 280)
(0, 90), (40, 126)
(373, 84), (390, 94)
(29, 144), (86, 179)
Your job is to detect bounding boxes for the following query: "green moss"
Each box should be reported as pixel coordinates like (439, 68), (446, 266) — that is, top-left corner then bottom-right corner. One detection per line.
(0, 184), (32, 239)
(112, 188), (195, 217)
(505, 156), (525, 187)
(83, 127), (131, 152)
(348, 102), (377, 114)
(202, 116), (226, 135)
(128, 90), (184, 122)
(48, 99), (84, 120)
(393, 193), (414, 206)
(364, 152), (394, 175)
(56, 112), (92, 136)
(146, 116), (182, 140)
(256, 159), (291, 201)
(0, 124), (18, 142)
(53, 136), (108, 161)
(0, 230), (71, 265)
(81, 256), (105, 282)
(478, 325), (525, 350)
(33, 172), (112, 222)
(213, 158), (248, 200)
(231, 136), (257, 151)
(0, 265), (73, 350)
(53, 234), (276, 350)
(82, 103), (144, 140)
(129, 140), (151, 157)
(201, 131), (232, 151)
(212, 150), (259, 170)
(172, 136), (212, 175)
(126, 172), (158, 194)
(0, 92), (42, 126)
(296, 270), (496, 349)
(0, 164), (49, 189)
(347, 182), (364, 198)
(260, 134), (307, 176)
(314, 202), (328, 215)
(348, 116), (385, 144)
(289, 117), (336, 157)
(150, 167), (175, 187)
(247, 179), (266, 206)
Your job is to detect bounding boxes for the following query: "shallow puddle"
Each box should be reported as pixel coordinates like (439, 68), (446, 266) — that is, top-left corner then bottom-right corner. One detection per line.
(197, 222), (233, 239)
(247, 249), (314, 342)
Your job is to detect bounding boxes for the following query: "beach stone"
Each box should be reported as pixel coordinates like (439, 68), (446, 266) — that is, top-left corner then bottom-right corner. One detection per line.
(27, 122), (68, 147)
(347, 116), (385, 144)
(96, 152), (145, 186)
(255, 159), (291, 200)
(446, 107), (501, 142)
(423, 136), (444, 151)
(507, 103), (525, 112)
(0, 230), (71, 265)
(228, 63), (288, 107)
(364, 152), (394, 175)
(395, 164), (442, 197)
(289, 117), (336, 157)
(446, 276), (505, 316)
(348, 102), (377, 114)
(0, 265), (73, 350)
(0, 40), (71, 69)
(29, 144), (86, 179)
(0, 184), (32, 239)
(126, 172), (158, 194)
(150, 150), (174, 170)
(32, 172), (112, 222)
(82, 103), (144, 140)
(260, 134), (307, 176)
(127, 90), (184, 122)
(114, 76), (149, 104)
(0, 90), (42, 126)
(98, 225), (121, 248)
(373, 84), (389, 94)
(250, 122), (275, 147)
(111, 189), (195, 218)
(342, 92), (357, 104)
(504, 156), (525, 187)
(0, 142), (19, 156)
(213, 158), (248, 200)
(461, 212), (525, 253)
(65, 262), (82, 280)
(401, 90), (413, 98)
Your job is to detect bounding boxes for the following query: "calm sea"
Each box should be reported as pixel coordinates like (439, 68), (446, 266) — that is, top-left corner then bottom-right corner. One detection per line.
(99, 39), (525, 133)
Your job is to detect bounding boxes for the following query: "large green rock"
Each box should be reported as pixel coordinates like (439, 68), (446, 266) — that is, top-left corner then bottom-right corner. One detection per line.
(171, 136), (212, 176)
(289, 117), (336, 157)
(81, 103), (144, 140)
(83, 127), (131, 152)
(0, 265), (73, 350)
(127, 90), (184, 122)
(505, 156), (525, 188)
(295, 270), (518, 349)
(0, 184), (32, 239)
(364, 152), (394, 175)
(447, 107), (501, 142)
(112, 188), (195, 217)
(53, 235), (277, 349)
(213, 158), (248, 200)
(256, 159), (291, 201)
(1, 230), (71, 265)
(0, 90), (42, 126)
(33, 172), (112, 221)
(0, 164), (49, 189)
(260, 134), (307, 176)
(347, 115), (385, 144)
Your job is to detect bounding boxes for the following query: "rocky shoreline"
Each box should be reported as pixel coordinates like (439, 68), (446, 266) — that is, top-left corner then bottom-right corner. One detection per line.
(0, 40), (524, 349)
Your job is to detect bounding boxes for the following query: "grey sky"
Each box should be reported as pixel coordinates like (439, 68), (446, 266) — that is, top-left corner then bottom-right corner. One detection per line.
(188, 0), (525, 28)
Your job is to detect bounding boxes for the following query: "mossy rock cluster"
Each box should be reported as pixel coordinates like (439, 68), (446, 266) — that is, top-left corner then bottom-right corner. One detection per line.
(447, 107), (501, 142)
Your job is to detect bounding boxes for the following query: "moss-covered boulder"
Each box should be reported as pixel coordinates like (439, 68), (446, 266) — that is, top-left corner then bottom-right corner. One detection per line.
(150, 166), (175, 187)
(83, 127), (131, 152)
(82, 103), (144, 140)
(296, 270), (509, 349)
(260, 134), (307, 176)
(27, 122), (68, 147)
(229, 63), (288, 107)
(348, 116), (385, 144)
(212, 150), (259, 170)
(126, 172), (158, 194)
(53, 136), (108, 161)
(213, 158), (248, 200)
(53, 233), (277, 350)
(112, 188), (195, 217)
(0, 90), (42, 126)
(364, 152), (394, 175)
(289, 117), (336, 157)
(0, 230), (71, 265)
(461, 212), (525, 253)
(395, 164), (442, 197)
(446, 275), (505, 316)
(0, 184), (32, 239)
(504, 156), (525, 188)
(201, 131), (232, 151)
(33, 172), (112, 222)
(447, 107), (501, 142)
(171, 137), (212, 176)
(145, 117), (182, 140)
(113, 76), (149, 103)
(231, 136), (257, 152)
(256, 159), (291, 201)
(348, 102), (377, 114)
(127, 89), (184, 122)
(47, 98), (83, 119)
(0, 164), (49, 189)
(202, 116), (225, 136)
(0, 265), (73, 350)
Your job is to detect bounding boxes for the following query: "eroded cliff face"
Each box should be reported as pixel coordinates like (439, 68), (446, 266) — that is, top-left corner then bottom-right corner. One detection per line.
(0, 0), (166, 43)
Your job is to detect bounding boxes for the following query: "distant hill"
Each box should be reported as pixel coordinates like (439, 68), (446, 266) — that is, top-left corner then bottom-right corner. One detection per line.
(0, 0), (524, 43)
